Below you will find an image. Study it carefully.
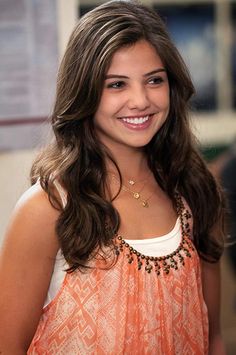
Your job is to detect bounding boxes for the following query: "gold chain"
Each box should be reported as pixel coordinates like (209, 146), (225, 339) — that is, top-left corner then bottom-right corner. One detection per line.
(127, 172), (150, 186)
(111, 174), (152, 208)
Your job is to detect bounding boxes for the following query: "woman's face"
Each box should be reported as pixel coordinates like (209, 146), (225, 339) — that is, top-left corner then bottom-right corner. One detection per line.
(94, 40), (170, 152)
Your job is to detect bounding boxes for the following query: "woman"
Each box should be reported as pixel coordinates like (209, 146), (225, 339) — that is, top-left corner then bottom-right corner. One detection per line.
(0, 1), (226, 353)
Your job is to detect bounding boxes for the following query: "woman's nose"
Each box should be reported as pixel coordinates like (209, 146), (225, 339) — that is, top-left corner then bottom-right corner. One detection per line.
(127, 85), (150, 111)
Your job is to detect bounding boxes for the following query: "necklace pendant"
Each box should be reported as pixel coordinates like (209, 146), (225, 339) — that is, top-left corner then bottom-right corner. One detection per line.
(128, 179), (135, 185)
(133, 192), (140, 199)
(142, 201), (149, 207)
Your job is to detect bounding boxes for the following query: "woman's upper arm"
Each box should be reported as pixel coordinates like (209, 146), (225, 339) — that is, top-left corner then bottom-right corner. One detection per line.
(201, 259), (226, 354)
(0, 184), (60, 353)
(201, 260), (221, 334)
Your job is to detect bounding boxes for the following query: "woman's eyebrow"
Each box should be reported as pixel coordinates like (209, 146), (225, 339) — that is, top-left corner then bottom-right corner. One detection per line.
(143, 68), (166, 77)
(105, 68), (166, 80)
(105, 74), (129, 79)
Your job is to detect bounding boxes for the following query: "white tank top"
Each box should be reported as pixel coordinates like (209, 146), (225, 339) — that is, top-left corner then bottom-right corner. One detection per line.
(44, 182), (182, 308)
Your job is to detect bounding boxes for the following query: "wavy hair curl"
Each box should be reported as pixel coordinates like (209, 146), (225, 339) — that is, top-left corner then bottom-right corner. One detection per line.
(31, 0), (225, 271)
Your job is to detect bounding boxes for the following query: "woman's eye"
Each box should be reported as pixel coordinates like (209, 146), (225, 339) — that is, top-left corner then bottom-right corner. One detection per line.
(148, 77), (164, 85)
(107, 81), (125, 89)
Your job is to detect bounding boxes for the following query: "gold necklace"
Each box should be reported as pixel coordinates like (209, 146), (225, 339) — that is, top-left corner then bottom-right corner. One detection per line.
(127, 172), (150, 186)
(119, 183), (152, 207)
(111, 174), (152, 208)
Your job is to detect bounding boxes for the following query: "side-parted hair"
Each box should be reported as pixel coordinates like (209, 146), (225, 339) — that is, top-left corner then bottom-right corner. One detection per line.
(31, 0), (225, 271)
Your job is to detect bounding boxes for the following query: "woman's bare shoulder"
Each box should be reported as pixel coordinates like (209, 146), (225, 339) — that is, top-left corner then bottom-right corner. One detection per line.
(2, 182), (60, 258)
(15, 182), (59, 219)
(0, 183), (61, 351)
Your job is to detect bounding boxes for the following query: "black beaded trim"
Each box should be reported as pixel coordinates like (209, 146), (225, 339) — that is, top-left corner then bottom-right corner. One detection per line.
(114, 193), (194, 276)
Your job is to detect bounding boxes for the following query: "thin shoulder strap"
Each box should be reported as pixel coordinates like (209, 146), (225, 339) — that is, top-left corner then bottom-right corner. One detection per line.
(53, 180), (68, 209)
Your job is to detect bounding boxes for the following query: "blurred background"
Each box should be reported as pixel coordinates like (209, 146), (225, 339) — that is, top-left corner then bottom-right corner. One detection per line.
(0, 0), (235, 353)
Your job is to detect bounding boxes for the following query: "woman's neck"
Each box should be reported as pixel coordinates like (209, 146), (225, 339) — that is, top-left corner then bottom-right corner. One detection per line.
(106, 146), (149, 180)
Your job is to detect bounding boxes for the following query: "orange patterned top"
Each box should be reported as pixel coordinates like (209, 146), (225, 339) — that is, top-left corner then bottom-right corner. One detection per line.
(28, 231), (209, 354)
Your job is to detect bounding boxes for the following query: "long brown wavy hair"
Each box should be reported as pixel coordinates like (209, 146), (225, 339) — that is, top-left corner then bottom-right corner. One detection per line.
(31, 0), (225, 271)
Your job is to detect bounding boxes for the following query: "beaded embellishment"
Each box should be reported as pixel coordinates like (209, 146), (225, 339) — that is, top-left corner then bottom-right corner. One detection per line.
(114, 193), (194, 276)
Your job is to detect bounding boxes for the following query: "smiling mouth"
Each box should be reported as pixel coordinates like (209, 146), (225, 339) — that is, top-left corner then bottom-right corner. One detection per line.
(120, 114), (153, 125)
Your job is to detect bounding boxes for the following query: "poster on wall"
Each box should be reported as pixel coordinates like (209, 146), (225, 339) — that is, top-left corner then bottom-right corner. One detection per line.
(0, 0), (58, 150)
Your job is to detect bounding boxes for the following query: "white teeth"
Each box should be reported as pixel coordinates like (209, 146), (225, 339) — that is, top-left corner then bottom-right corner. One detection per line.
(122, 115), (149, 124)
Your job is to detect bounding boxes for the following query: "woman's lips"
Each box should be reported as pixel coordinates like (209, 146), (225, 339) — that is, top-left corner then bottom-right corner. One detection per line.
(119, 114), (154, 130)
